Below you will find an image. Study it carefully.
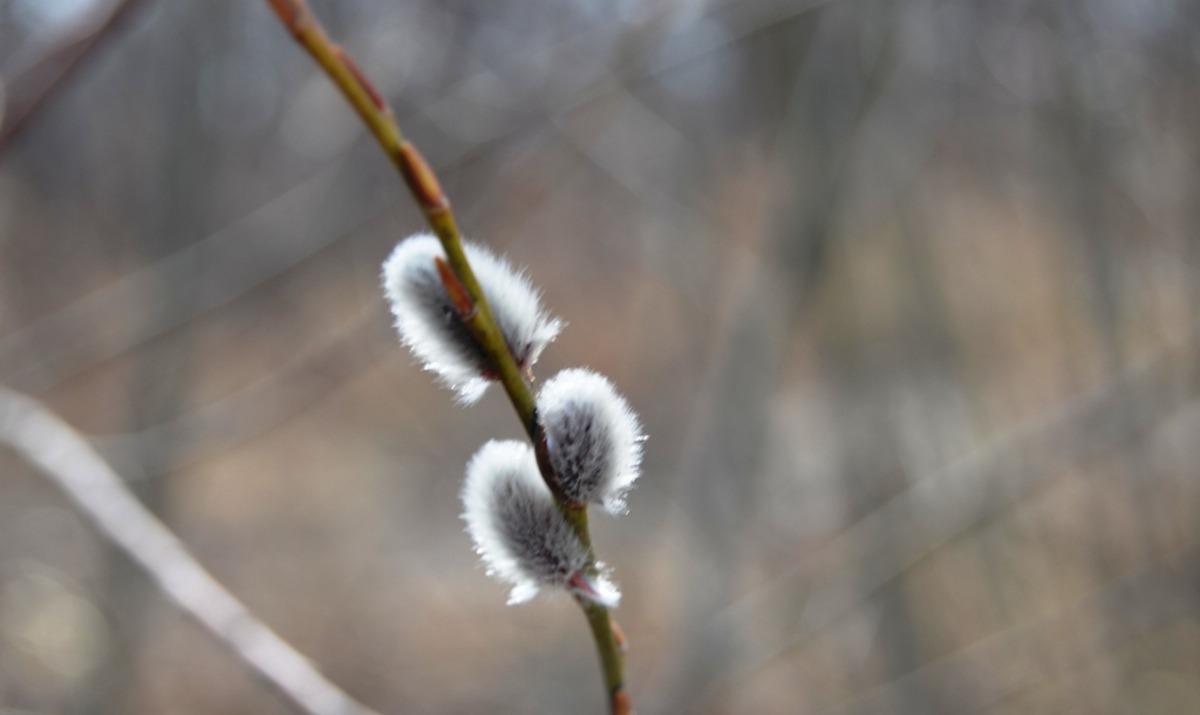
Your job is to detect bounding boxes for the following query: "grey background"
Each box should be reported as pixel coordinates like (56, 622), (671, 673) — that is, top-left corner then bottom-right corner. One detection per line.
(1, 0), (1198, 713)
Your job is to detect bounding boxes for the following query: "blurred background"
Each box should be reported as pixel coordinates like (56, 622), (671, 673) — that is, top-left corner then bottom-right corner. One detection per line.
(1, 0), (1199, 713)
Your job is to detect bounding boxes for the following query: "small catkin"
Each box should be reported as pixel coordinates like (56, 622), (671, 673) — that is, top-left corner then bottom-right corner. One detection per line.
(381, 233), (562, 403)
(462, 440), (618, 606)
(538, 368), (644, 515)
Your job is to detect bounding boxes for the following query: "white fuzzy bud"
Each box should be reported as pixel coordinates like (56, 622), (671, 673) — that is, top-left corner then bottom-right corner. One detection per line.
(381, 233), (562, 403)
(462, 440), (619, 606)
(538, 368), (644, 514)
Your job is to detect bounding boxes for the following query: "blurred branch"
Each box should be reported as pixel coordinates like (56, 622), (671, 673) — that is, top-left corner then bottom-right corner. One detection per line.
(0, 0), (148, 155)
(0, 385), (380, 715)
(703, 327), (1200, 699)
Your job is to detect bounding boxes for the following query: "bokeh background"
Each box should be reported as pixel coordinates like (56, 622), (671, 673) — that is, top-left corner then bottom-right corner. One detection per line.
(1, 0), (1199, 713)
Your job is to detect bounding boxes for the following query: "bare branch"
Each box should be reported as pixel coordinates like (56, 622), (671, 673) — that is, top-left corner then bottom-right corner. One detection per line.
(0, 386), (380, 715)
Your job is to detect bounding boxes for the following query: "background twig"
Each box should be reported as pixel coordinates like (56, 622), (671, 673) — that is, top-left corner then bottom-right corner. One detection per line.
(0, 386), (380, 715)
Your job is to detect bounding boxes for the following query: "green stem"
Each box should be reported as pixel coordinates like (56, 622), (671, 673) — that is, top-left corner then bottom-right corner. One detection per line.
(581, 599), (628, 712)
(265, 2), (628, 712)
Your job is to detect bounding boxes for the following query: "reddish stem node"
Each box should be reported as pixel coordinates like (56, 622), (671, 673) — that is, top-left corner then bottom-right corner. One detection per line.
(612, 688), (634, 715)
(434, 257), (476, 320)
(610, 619), (628, 653)
(266, 0), (298, 27)
(335, 46), (387, 112)
(399, 142), (448, 212)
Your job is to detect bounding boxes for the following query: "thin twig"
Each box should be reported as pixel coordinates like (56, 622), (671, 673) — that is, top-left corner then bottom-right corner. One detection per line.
(264, 1), (629, 710)
(0, 386), (379, 715)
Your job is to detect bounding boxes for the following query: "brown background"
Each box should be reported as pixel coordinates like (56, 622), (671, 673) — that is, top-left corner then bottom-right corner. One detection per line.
(1, 1), (1199, 713)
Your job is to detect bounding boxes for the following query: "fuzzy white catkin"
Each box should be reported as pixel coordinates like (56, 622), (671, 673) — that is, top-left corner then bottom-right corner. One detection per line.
(381, 233), (562, 403)
(462, 440), (619, 606)
(538, 368), (644, 515)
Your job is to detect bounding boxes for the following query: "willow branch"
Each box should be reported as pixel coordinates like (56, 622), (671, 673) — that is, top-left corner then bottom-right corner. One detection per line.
(264, 1), (628, 711)
(0, 386), (378, 715)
